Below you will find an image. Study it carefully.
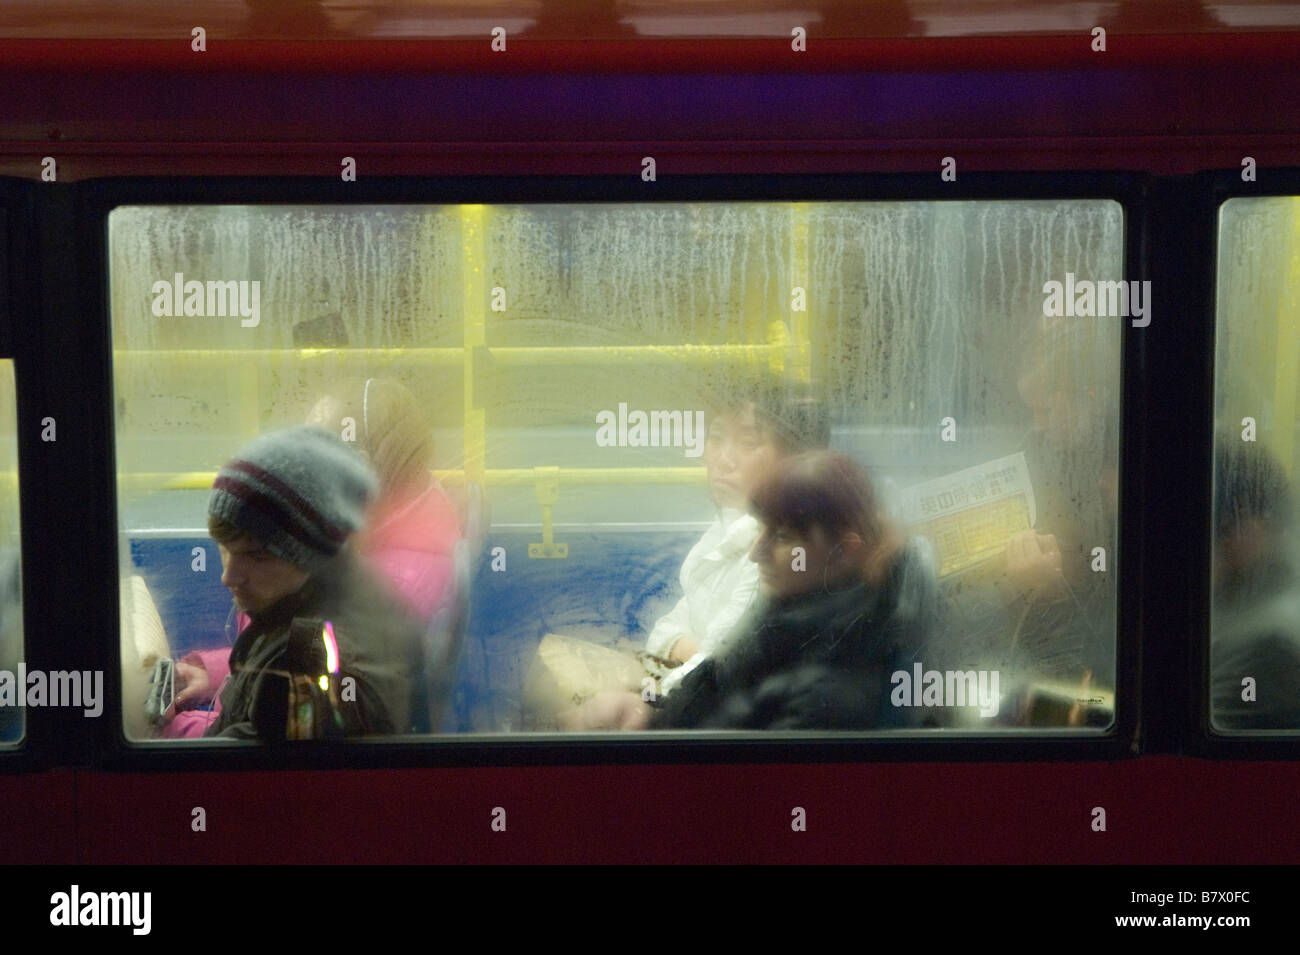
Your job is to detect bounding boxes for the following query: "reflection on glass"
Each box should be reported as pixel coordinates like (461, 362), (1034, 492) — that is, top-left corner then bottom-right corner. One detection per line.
(1211, 197), (1300, 731)
(0, 361), (22, 746)
(109, 200), (1122, 740)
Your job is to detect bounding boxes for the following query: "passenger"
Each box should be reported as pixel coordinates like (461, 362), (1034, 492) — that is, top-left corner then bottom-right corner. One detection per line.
(1210, 438), (1300, 729)
(167, 378), (458, 737)
(306, 377), (462, 624)
(166, 426), (423, 739)
(570, 451), (935, 730)
(933, 320), (1117, 722)
(1004, 324), (1115, 677)
(642, 381), (830, 695)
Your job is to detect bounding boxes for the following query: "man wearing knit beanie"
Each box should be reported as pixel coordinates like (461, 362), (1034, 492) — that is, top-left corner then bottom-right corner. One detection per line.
(208, 426), (379, 610)
(175, 426), (424, 740)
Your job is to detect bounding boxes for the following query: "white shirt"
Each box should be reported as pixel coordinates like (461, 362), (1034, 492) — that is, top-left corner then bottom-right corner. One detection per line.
(644, 509), (762, 694)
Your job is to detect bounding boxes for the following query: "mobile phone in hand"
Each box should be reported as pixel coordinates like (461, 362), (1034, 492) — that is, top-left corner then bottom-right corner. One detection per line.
(146, 658), (175, 725)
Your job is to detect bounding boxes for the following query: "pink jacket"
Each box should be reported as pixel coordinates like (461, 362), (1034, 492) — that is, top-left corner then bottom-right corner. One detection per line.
(163, 646), (235, 738)
(162, 480), (462, 738)
(359, 479), (460, 622)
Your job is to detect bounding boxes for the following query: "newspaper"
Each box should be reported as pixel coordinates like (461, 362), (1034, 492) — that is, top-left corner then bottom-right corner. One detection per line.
(523, 633), (648, 729)
(898, 452), (1037, 578)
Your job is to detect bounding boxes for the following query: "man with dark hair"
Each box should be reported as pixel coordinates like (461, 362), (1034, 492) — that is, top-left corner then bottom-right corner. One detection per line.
(643, 378), (830, 695)
(170, 426), (422, 739)
(1211, 438), (1300, 730)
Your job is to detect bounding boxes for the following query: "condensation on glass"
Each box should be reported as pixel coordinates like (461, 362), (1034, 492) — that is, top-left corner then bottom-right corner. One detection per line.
(0, 360), (23, 746)
(1211, 197), (1300, 732)
(108, 201), (1122, 742)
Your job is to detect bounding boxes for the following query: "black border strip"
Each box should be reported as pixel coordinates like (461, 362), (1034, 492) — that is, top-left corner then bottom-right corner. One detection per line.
(0, 177), (53, 773)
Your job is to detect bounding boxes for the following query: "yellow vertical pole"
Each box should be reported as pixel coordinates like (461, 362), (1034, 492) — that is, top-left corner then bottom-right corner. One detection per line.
(766, 320), (787, 377)
(733, 207), (786, 379)
(790, 203), (812, 385)
(460, 205), (487, 484)
(1273, 199), (1300, 479)
(741, 211), (768, 373)
(240, 362), (259, 441)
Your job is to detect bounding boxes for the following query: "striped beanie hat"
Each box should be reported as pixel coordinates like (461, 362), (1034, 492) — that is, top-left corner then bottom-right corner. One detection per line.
(208, 426), (379, 572)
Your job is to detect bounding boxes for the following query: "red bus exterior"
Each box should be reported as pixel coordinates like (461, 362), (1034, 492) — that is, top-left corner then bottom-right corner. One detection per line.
(1, 0), (1298, 864)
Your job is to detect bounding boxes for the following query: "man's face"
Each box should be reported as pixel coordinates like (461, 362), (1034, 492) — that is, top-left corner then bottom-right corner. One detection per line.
(703, 406), (782, 510)
(1018, 354), (1099, 449)
(1017, 360), (1052, 431)
(217, 534), (309, 615)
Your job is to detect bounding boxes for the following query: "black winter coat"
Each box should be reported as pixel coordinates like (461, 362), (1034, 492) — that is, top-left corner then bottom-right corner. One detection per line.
(1211, 547), (1300, 730)
(206, 551), (423, 739)
(649, 538), (936, 730)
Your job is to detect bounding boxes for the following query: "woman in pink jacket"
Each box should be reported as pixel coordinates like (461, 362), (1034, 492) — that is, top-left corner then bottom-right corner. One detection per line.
(330, 376), (462, 621)
(165, 377), (461, 737)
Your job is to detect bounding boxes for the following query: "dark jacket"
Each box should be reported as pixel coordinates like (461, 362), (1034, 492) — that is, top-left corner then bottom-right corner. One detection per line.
(1211, 548), (1300, 730)
(206, 551), (422, 739)
(1017, 428), (1116, 687)
(649, 537), (936, 730)
(932, 430), (1116, 692)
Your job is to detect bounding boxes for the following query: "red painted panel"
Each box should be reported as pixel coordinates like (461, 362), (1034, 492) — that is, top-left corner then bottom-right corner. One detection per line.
(3, 0), (1299, 42)
(1, 33), (1298, 74)
(0, 770), (77, 864)
(71, 758), (1300, 864)
(0, 65), (1297, 178)
(1, 2), (1296, 871)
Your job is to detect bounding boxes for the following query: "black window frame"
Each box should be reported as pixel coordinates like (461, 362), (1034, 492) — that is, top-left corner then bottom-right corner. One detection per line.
(0, 180), (22, 765)
(1185, 168), (1300, 757)
(43, 172), (1148, 772)
(0, 177), (97, 774)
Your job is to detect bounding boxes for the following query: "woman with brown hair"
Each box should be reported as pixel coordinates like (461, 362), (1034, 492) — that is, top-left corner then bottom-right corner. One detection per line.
(568, 450), (936, 731)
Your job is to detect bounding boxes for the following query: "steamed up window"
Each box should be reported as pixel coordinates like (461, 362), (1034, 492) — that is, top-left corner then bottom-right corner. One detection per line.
(0, 360), (22, 746)
(1211, 197), (1300, 733)
(108, 201), (1122, 742)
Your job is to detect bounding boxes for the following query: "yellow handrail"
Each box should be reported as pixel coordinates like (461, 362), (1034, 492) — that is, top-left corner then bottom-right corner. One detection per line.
(113, 347), (465, 362)
(111, 343), (782, 364)
(116, 466), (706, 491)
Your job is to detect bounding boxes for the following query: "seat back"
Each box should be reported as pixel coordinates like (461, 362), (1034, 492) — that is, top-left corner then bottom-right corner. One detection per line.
(463, 480), (487, 557)
(411, 537), (476, 733)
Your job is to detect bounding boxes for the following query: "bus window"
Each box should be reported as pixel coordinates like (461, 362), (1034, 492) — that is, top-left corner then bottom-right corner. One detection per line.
(1211, 197), (1300, 732)
(0, 360), (23, 746)
(108, 199), (1121, 741)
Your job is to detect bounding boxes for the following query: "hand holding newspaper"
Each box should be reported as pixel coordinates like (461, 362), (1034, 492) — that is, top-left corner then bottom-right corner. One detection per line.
(897, 452), (1037, 578)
